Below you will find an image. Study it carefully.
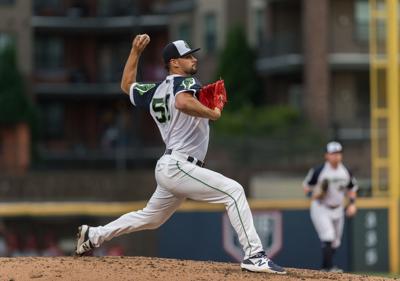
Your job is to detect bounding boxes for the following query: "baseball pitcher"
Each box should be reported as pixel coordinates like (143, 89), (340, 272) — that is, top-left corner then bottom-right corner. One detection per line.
(303, 141), (358, 272)
(75, 34), (286, 274)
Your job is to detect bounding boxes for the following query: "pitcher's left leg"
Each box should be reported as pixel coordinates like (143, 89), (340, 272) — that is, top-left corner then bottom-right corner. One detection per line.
(173, 161), (262, 257)
(172, 161), (286, 274)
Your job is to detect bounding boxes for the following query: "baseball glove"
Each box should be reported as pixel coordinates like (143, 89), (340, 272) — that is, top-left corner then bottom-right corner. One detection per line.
(198, 79), (227, 111)
(316, 179), (329, 200)
(321, 179), (329, 193)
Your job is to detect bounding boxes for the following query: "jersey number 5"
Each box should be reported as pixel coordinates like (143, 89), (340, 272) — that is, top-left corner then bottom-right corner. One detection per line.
(152, 94), (171, 123)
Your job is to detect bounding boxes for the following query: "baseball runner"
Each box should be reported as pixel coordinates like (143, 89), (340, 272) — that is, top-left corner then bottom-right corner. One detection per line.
(303, 141), (358, 272)
(75, 34), (286, 274)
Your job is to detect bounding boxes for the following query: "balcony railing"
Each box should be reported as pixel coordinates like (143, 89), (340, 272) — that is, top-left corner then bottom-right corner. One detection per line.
(33, 63), (166, 95)
(36, 145), (164, 169)
(33, 0), (164, 17)
(34, 83), (122, 96)
(31, 15), (168, 31)
(258, 32), (302, 57)
(256, 32), (371, 74)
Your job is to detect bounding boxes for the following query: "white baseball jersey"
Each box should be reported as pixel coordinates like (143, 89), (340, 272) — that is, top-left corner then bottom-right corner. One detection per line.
(303, 162), (358, 207)
(304, 162), (358, 247)
(87, 74), (266, 260)
(129, 74), (209, 161)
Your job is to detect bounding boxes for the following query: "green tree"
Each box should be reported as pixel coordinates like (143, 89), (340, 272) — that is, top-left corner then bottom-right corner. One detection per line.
(0, 45), (36, 124)
(215, 25), (263, 110)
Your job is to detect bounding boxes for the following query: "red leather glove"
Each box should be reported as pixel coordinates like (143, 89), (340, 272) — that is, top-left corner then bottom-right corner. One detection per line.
(198, 79), (227, 111)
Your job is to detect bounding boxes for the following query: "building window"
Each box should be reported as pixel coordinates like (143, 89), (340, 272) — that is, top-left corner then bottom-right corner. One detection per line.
(0, 33), (14, 51)
(355, 0), (387, 42)
(0, 0), (15, 5)
(34, 37), (64, 69)
(97, 0), (137, 16)
(178, 22), (191, 44)
(42, 102), (64, 138)
(249, 0), (267, 48)
(204, 13), (217, 53)
(254, 8), (265, 48)
(355, 0), (369, 41)
(33, 0), (62, 16)
(0, 134), (3, 157)
(98, 41), (131, 82)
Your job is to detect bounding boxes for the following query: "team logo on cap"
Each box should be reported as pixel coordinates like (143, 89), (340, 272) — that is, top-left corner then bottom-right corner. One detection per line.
(184, 41), (190, 49)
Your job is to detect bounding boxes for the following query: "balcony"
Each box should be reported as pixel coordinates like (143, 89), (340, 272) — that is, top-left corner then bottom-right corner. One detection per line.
(33, 0), (167, 16)
(259, 32), (302, 57)
(36, 145), (164, 169)
(34, 82), (121, 97)
(33, 61), (166, 97)
(256, 32), (303, 75)
(32, 15), (168, 32)
(256, 32), (370, 74)
(329, 53), (370, 71)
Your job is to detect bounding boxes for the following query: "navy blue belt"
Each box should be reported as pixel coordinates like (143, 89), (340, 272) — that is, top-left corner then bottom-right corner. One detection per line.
(327, 204), (341, 209)
(165, 149), (204, 167)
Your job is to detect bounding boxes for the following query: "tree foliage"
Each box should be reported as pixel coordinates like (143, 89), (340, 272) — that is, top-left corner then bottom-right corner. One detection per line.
(215, 25), (263, 111)
(212, 105), (300, 136)
(213, 25), (323, 143)
(0, 45), (37, 124)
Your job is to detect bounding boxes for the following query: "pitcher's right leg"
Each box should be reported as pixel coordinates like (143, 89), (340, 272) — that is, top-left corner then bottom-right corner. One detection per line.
(75, 185), (184, 255)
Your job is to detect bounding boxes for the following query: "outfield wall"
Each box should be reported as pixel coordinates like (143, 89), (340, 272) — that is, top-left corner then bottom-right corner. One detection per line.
(0, 199), (390, 272)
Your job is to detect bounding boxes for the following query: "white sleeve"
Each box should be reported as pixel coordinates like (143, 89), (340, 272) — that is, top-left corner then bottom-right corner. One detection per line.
(303, 168), (314, 188)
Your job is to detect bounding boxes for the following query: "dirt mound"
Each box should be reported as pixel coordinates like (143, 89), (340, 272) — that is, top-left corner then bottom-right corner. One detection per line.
(0, 256), (396, 281)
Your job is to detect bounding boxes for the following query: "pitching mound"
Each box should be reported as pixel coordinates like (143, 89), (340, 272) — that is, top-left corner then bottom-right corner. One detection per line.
(0, 256), (396, 281)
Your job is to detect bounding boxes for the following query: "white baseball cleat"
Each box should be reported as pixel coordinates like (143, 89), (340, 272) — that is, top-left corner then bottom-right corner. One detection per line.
(75, 225), (94, 256)
(328, 266), (343, 273)
(241, 251), (287, 274)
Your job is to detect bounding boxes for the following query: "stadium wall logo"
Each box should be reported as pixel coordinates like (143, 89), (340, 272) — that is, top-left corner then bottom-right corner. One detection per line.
(222, 211), (282, 261)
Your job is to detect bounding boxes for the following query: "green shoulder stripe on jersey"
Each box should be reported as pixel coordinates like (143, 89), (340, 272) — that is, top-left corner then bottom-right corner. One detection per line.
(181, 78), (196, 90)
(134, 83), (156, 96)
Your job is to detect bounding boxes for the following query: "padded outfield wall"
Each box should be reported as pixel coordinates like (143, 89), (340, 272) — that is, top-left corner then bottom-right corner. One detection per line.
(0, 199), (390, 272)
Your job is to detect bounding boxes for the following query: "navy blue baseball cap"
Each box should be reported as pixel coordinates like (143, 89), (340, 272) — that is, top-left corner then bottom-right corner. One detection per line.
(162, 40), (200, 64)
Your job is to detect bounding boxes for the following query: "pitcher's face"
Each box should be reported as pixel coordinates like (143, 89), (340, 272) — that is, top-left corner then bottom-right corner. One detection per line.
(171, 54), (198, 75)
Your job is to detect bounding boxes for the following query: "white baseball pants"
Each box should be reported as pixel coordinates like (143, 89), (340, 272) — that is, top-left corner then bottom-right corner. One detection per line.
(310, 200), (344, 248)
(88, 151), (263, 259)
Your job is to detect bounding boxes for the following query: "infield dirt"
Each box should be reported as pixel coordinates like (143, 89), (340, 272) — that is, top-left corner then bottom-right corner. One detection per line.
(0, 256), (397, 281)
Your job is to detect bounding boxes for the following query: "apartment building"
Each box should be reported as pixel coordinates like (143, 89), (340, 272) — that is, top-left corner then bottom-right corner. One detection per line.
(245, 0), (371, 175)
(167, 0), (246, 82)
(30, 0), (247, 168)
(31, 0), (169, 167)
(250, 0), (370, 139)
(0, 0), (372, 172)
(167, 0), (370, 141)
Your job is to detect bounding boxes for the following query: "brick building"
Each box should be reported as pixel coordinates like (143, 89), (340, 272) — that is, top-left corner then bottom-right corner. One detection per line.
(252, 0), (370, 138)
(31, 0), (169, 168)
(251, 0), (370, 175)
(0, 0), (371, 173)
